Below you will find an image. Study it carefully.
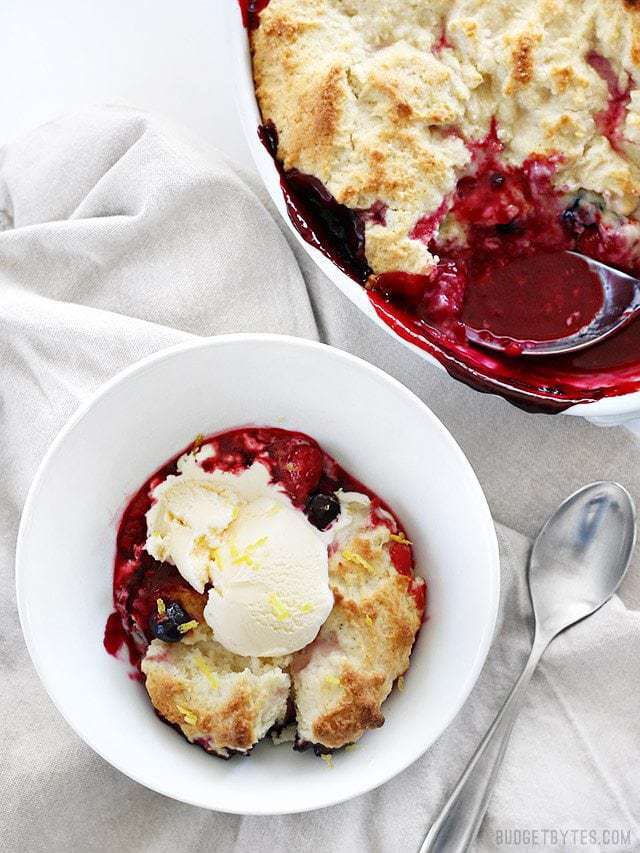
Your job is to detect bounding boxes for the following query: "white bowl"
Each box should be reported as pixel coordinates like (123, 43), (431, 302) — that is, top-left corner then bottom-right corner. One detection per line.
(16, 335), (499, 814)
(227, 7), (640, 428)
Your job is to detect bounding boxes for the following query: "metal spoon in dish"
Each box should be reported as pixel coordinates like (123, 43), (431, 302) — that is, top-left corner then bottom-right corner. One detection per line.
(466, 253), (640, 357)
(419, 481), (636, 853)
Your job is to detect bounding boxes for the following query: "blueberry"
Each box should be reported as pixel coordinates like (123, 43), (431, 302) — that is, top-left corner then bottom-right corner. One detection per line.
(561, 198), (582, 230)
(305, 492), (341, 530)
(149, 601), (190, 643)
(561, 196), (598, 231)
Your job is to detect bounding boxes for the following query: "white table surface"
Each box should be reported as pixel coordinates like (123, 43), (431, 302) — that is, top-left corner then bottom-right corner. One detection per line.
(4, 0), (640, 436)
(2, 0), (251, 168)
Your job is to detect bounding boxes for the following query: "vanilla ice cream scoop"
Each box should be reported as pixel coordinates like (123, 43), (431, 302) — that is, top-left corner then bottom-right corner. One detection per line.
(146, 452), (284, 592)
(146, 479), (239, 592)
(204, 496), (333, 656)
(145, 449), (333, 655)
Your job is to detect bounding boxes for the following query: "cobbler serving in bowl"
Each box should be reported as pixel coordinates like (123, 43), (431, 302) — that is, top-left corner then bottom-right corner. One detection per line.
(17, 335), (498, 811)
(105, 426), (426, 759)
(245, 0), (640, 412)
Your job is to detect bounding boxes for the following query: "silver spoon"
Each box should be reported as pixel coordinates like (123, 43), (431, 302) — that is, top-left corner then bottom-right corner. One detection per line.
(466, 253), (640, 356)
(420, 481), (636, 853)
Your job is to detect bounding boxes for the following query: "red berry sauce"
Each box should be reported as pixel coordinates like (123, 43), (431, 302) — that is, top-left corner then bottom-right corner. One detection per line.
(587, 52), (633, 153)
(105, 427), (426, 667)
(237, 0), (271, 30)
(433, 21), (453, 55)
(461, 252), (603, 343)
(259, 122), (372, 283)
(259, 108), (640, 412)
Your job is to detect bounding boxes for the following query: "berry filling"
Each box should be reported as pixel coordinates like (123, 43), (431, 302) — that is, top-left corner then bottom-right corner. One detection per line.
(259, 107), (640, 412)
(259, 122), (371, 283)
(433, 21), (453, 55)
(389, 541), (413, 577)
(237, 0), (271, 30)
(587, 52), (633, 153)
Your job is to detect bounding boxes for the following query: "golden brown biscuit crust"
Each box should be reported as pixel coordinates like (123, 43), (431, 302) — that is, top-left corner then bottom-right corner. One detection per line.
(144, 664), (258, 752)
(252, 0), (640, 274)
(141, 630), (290, 755)
(293, 514), (424, 749)
(312, 667), (386, 747)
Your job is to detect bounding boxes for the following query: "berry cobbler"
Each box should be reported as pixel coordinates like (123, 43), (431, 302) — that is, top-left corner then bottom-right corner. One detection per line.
(105, 428), (426, 759)
(247, 0), (640, 411)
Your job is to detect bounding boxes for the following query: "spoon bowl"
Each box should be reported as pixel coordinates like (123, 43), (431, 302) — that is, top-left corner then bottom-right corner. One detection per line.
(529, 481), (636, 637)
(467, 253), (640, 357)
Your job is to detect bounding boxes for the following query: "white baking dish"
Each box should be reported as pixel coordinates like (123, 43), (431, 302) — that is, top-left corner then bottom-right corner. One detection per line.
(227, 4), (640, 427)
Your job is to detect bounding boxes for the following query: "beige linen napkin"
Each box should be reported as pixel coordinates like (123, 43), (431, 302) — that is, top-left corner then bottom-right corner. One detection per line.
(2, 105), (639, 853)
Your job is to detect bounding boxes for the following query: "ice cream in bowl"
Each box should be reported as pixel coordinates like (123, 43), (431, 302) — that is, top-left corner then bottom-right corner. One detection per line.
(145, 450), (334, 656)
(16, 334), (498, 813)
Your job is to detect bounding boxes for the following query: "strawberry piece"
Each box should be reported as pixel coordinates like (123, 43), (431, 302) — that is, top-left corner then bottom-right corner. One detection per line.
(389, 541), (413, 577)
(270, 437), (323, 504)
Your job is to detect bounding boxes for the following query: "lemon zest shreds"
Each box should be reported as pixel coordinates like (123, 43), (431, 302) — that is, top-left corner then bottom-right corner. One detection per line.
(195, 656), (220, 690)
(231, 505), (239, 521)
(365, 614), (374, 627)
(324, 675), (341, 687)
(397, 676), (405, 692)
(342, 549), (374, 574)
(177, 620), (199, 634)
(320, 753), (334, 768)
(268, 593), (290, 621)
(246, 537), (268, 553)
(300, 602), (314, 614)
(230, 542), (254, 567)
(389, 532), (413, 545)
(176, 704), (197, 726)
(193, 433), (204, 448)
(345, 744), (358, 752)
(156, 598), (166, 615)
(212, 547), (223, 570)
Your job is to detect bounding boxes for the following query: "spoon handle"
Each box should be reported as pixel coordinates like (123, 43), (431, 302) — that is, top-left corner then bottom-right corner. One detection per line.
(419, 634), (549, 853)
